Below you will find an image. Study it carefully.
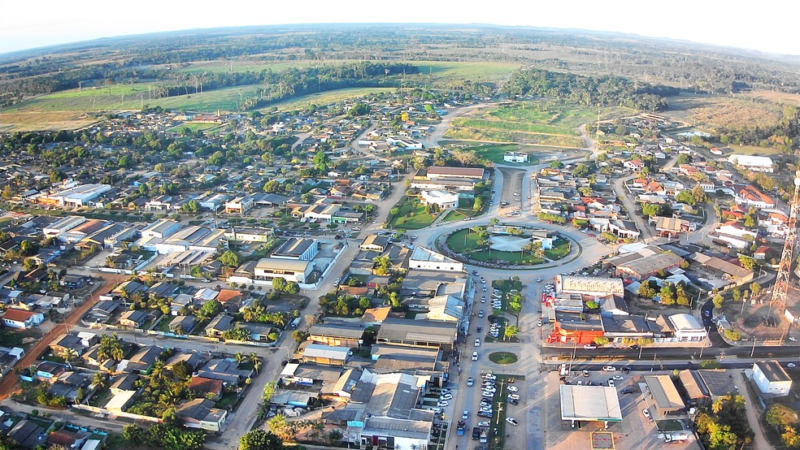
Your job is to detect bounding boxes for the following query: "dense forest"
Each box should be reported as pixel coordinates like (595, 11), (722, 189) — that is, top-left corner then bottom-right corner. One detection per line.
(500, 68), (680, 111)
(2, 24), (800, 108)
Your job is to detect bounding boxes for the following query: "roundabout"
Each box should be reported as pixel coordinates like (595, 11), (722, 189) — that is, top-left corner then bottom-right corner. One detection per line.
(440, 224), (577, 269)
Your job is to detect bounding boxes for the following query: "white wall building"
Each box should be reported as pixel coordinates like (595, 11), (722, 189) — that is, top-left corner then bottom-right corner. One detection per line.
(728, 154), (773, 173)
(409, 247), (464, 272)
(668, 314), (707, 342)
(420, 190), (458, 209)
(752, 360), (792, 397)
(504, 151), (529, 163)
(254, 258), (314, 283)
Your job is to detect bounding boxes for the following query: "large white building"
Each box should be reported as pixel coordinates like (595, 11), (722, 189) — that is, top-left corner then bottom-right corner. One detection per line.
(37, 184), (112, 208)
(556, 275), (625, 297)
(668, 314), (707, 342)
(728, 154), (773, 173)
(420, 190), (458, 209)
(254, 258), (314, 283)
(142, 219), (181, 239)
(504, 151), (529, 163)
(409, 247), (464, 272)
(753, 360), (792, 397)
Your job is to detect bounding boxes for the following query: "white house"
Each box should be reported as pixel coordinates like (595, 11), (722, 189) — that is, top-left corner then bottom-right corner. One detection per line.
(2, 309), (45, 329)
(409, 247), (464, 272)
(752, 360), (792, 397)
(504, 151), (529, 163)
(254, 258), (314, 284)
(668, 314), (707, 342)
(420, 190), (458, 209)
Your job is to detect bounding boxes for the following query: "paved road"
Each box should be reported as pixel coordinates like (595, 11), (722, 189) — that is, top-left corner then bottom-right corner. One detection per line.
(733, 369), (772, 450)
(6, 400), (129, 432)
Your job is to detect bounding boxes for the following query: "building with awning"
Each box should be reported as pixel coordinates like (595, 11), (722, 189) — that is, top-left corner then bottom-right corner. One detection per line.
(560, 385), (622, 427)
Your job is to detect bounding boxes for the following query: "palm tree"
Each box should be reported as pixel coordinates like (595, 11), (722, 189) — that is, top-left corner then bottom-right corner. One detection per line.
(92, 372), (107, 390)
(253, 357), (262, 375)
(235, 352), (245, 363)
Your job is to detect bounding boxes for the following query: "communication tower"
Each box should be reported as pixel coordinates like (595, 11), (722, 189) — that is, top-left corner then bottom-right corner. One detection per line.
(771, 171), (800, 315)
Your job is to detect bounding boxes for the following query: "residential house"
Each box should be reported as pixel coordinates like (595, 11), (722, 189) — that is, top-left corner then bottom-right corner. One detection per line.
(7, 420), (47, 449)
(168, 315), (197, 334)
(177, 398), (228, 432)
(118, 310), (150, 328)
(109, 372), (139, 395)
(189, 376), (223, 400)
(205, 315), (235, 338)
(301, 343), (350, 366)
(736, 185), (776, 209)
(1, 308), (44, 329)
(309, 323), (365, 348)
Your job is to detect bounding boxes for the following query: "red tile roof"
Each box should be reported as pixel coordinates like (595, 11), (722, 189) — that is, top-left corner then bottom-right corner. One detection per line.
(189, 376), (223, 394)
(2, 308), (35, 323)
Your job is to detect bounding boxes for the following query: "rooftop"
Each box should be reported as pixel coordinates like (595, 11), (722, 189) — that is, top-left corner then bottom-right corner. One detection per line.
(559, 385), (622, 422)
(756, 360), (792, 383)
(644, 375), (686, 410)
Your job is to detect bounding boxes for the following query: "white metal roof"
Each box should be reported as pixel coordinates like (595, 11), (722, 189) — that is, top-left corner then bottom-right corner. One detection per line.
(560, 385), (622, 422)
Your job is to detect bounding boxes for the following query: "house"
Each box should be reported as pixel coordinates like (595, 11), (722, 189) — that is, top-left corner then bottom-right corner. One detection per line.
(50, 333), (92, 358)
(168, 315), (197, 334)
(624, 160), (645, 171)
(420, 190), (459, 209)
(177, 398), (228, 432)
(654, 217), (691, 237)
(606, 247), (683, 281)
(309, 323), (365, 348)
(643, 375), (686, 420)
(189, 376), (224, 400)
(689, 253), (754, 286)
(360, 235), (390, 252)
(109, 372), (139, 395)
(736, 185), (776, 209)
(118, 310), (150, 328)
(236, 322), (273, 342)
(376, 318), (457, 350)
(504, 151), (529, 163)
(424, 167), (485, 180)
(2, 308), (44, 329)
(205, 315), (235, 338)
(7, 419), (46, 449)
(47, 429), (89, 449)
(753, 360), (792, 397)
(125, 345), (163, 373)
(253, 258), (313, 284)
(196, 358), (253, 385)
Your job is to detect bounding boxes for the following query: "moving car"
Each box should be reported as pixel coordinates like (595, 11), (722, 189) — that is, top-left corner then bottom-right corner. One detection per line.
(467, 377), (474, 386)
(583, 370), (590, 377)
(462, 411), (469, 420)
(475, 338), (481, 347)
(472, 352), (478, 361)
(506, 418), (519, 426)
(602, 366), (616, 372)
(612, 375), (623, 380)
(478, 310), (485, 318)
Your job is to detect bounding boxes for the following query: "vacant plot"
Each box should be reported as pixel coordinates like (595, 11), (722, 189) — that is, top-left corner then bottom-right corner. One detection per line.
(728, 144), (785, 156)
(409, 60), (521, 83)
(0, 110), (99, 132)
(178, 59), (337, 74)
(454, 143), (540, 165)
(445, 127), (585, 147)
(267, 87), (397, 111)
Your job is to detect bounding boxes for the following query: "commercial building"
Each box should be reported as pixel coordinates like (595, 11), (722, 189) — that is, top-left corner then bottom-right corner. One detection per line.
(606, 247), (683, 281)
(224, 195), (256, 214)
(376, 318), (457, 350)
(271, 238), (319, 261)
(753, 360), (792, 397)
(424, 167), (485, 180)
(643, 375), (687, 419)
(668, 314), (707, 342)
(556, 275), (624, 297)
(360, 235), (390, 252)
(254, 258), (314, 283)
(309, 323), (365, 348)
(728, 154), (773, 173)
(301, 344), (351, 366)
(735, 185), (776, 209)
(37, 183), (112, 208)
(142, 219), (181, 239)
(560, 385), (622, 427)
(689, 253), (754, 286)
(42, 216), (87, 239)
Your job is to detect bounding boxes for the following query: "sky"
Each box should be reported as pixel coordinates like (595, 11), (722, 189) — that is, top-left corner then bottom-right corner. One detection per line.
(1, 0), (798, 56)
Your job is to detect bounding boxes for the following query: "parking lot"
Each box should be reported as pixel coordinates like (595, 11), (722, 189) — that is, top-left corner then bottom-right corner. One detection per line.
(542, 369), (699, 450)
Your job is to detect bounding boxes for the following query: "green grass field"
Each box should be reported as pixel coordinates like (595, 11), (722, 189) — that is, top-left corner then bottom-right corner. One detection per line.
(453, 117), (577, 136)
(267, 87), (397, 111)
(488, 351), (518, 364)
(457, 143), (541, 165)
(388, 196), (438, 230)
(166, 122), (222, 133)
(446, 229), (544, 265)
(543, 238), (571, 260)
(178, 60), (342, 74)
(728, 145), (784, 156)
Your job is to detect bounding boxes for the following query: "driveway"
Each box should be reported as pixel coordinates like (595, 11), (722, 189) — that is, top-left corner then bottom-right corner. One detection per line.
(731, 369), (772, 450)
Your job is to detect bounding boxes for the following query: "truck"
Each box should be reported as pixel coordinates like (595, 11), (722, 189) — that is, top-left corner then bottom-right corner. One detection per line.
(659, 433), (689, 443)
(457, 420), (466, 436)
(559, 363), (569, 377)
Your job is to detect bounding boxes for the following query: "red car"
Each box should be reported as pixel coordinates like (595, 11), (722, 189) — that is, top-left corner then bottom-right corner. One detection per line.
(587, 233), (595, 237)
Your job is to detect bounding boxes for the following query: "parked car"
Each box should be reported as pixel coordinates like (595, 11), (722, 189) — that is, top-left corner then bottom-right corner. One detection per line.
(602, 366), (616, 372)
(583, 370), (590, 377)
(642, 409), (652, 420)
(507, 386), (519, 393)
(506, 418), (519, 426)
(583, 344), (597, 350)
(508, 394), (520, 401)
(608, 380), (615, 388)
(612, 375), (623, 381)
(437, 401), (449, 407)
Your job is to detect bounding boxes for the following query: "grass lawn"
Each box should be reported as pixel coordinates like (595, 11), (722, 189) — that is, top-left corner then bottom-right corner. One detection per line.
(166, 122), (222, 133)
(387, 196), (438, 230)
(484, 317), (508, 343)
(456, 143), (540, 165)
(469, 249), (544, 265)
(89, 388), (112, 407)
(493, 279), (523, 294)
(728, 144), (784, 156)
(215, 392), (238, 409)
(154, 318), (174, 333)
(446, 229), (483, 253)
(543, 238), (571, 260)
(442, 210), (469, 223)
(266, 87), (397, 112)
(488, 352), (518, 365)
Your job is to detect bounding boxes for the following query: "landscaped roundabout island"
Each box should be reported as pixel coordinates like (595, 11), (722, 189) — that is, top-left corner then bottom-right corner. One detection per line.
(441, 224), (574, 268)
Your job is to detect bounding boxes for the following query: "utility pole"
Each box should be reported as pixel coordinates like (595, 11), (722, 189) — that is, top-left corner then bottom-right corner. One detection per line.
(750, 338), (757, 358)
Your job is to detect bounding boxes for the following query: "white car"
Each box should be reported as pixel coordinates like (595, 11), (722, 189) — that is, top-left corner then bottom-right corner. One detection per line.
(608, 379), (615, 388)
(603, 366), (616, 372)
(472, 352), (478, 361)
(583, 344), (597, 350)
(508, 394), (520, 401)
(612, 375), (624, 381)
(440, 394), (453, 400)
(475, 338), (481, 347)
(788, 363), (797, 368)
(642, 409), (652, 420)
(478, 421), (490, 427)
(507, 386), (519, 393)
(506, 417), (519, 426)
(437, 401), (449, 407)
(462, 410), (469, 420)
(790, 337), (798, 342)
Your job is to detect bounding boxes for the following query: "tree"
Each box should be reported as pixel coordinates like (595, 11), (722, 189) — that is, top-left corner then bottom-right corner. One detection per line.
(97, 333), (124, 361)
(738, 255), (757, 270)
(123, 424), (146, 445)
(504, 325), (519, 341)
(219, 250), (241, 268)
(660, 283), (676, 305)
(272, 277), (286, 292)
(313, 151), (330, 174)
(675, 190), (696, 206)
(146, 423), (206, 450)
(712, 294), (724, 309)
(585, 301), (599, 310)
(373, 255), (392, 276)
(292, 330), (309, 343)
(692, 184), (707, 204)
(638, 282), (655, 299)
(573, 164), (589, 178)
(473, 196), (483, 212)
(750, 282), (762, 297)
(19, 240), (37, 256)
(180, 200), (200, 213)
(594, 336), (609, 346)
(766, 404), (799, 428)
(239, 430), (285, 450)
(732, 289), (742, 302)
(326, 429), (344, 446)
(641, 204), (662, 217)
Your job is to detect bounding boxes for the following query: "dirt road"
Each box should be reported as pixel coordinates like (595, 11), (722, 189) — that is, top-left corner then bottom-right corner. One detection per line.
(0, 274), (127, 399)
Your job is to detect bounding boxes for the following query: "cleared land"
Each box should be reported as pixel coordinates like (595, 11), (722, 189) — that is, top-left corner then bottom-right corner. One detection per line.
(266, 87), (397, 111)
(445, 101), (627, 148)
